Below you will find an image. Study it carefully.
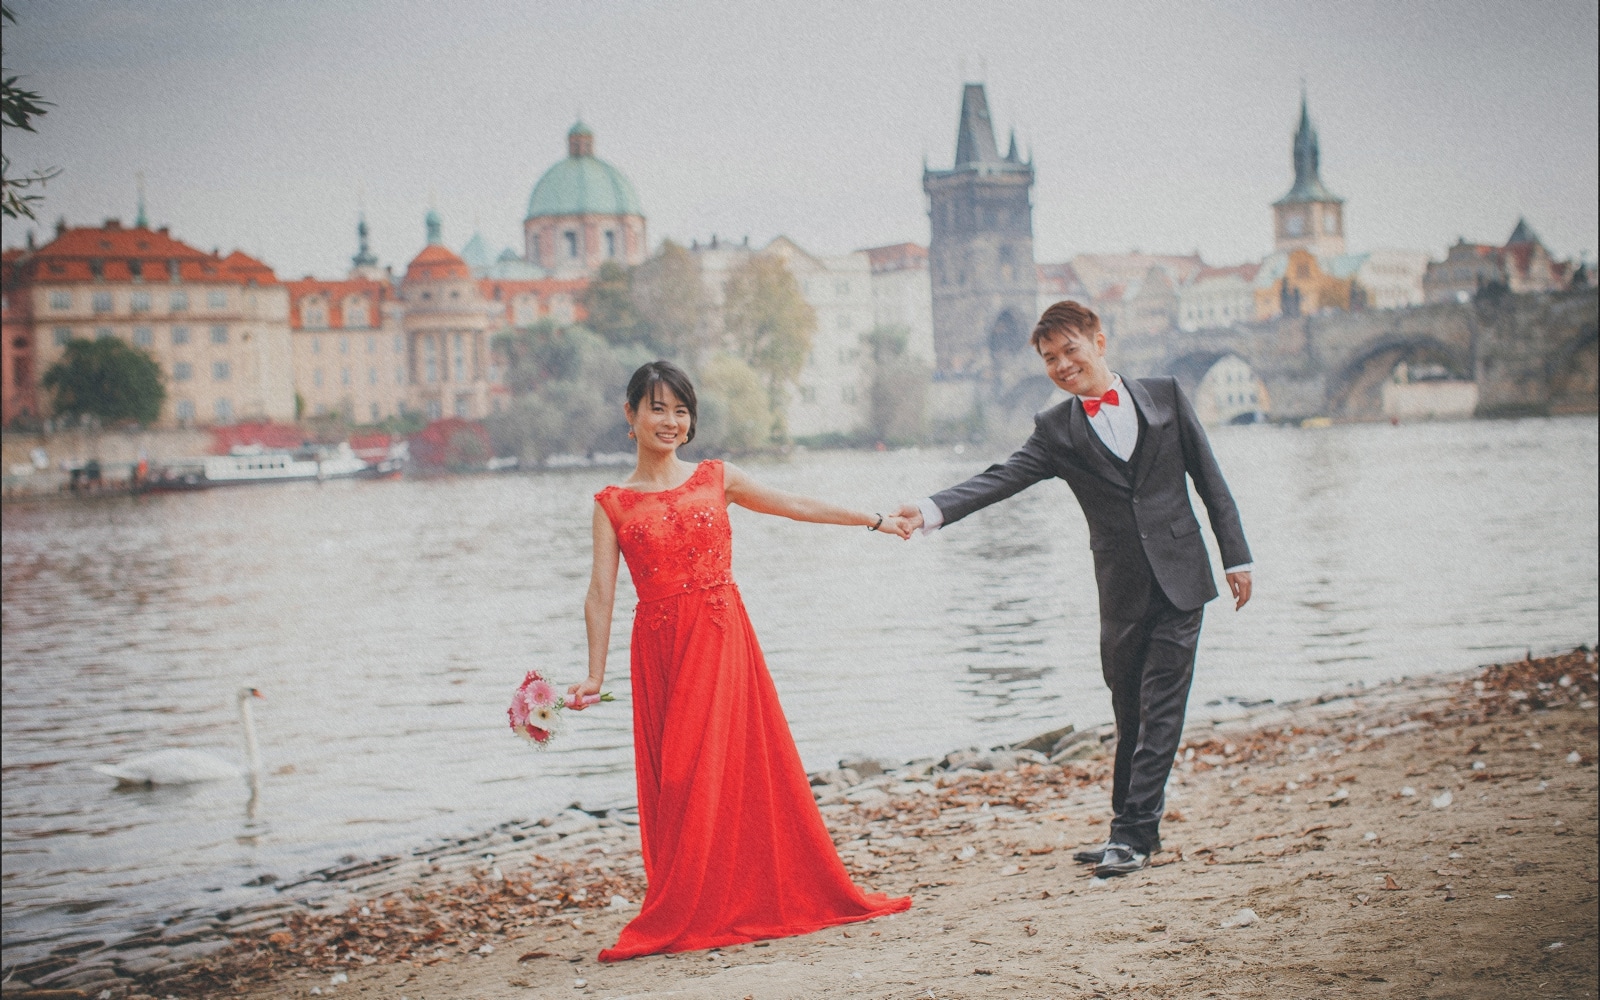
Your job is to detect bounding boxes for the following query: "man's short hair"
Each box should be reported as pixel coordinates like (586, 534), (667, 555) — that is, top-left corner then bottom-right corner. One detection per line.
(1031, 300), (1101, 349)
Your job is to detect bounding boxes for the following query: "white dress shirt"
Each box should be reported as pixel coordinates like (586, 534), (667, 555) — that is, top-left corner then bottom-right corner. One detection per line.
(915, 373), (1251, 575)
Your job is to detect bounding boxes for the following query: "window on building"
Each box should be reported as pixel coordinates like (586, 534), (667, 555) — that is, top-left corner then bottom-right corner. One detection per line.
(133, 327), (153, 347)
(395, 365), (405, 385)
(453, 333), (465, 382)
(130, 291), (151, 313)
(169, 290), (189, 311)
(339, 336), (349, 355)
(173, 362), (193, 381)
(175, 399), (195, 422)
(424, 338), (438, 382)
(366, 336), (376, 354)
(344, 299), (368, 328)
(564, 231), (578, 258)
(454, 394), (469, 418)
(392, 334), (403, 353)
(53, 327), (72, 346)
(207, 289), (227, 309)
(368, 366), (377, 385)
(531, 233), (542, 262)
(92, 292), (113, 313)
(427, 400), (442, 420)
(128, 259), (144, 281)
(50, 291), (71, 310)
(90, 259), (105, 280)
(212, 361), (231, 381)
(214, 398), (233, 423)
(210, 325), (228, 344)
(341, 367), (351, 386)
(167, 259), (182, 282)
(303, 302), (326, 328)
(172, 326), (190, 345)
(605, 231), (616, 258)
(370, 403), (380, 422)
(1323, 211), (1339, 235)
(95, 327), (114, 340)
(311, 336), (321, 354)
(314, 369), (323, 387)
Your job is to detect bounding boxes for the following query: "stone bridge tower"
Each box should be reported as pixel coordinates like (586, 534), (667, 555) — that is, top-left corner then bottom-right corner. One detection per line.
(924, 84), (1039, 396)
(1273, 90), (1345, 258)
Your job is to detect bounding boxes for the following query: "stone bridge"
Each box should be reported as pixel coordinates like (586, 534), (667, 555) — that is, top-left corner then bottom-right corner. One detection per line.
(1098, 289), (1598, 421)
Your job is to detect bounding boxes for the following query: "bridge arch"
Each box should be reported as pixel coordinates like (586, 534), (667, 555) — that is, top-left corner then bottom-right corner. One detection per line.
(1154, 350), (1268, 424)
(1547, 321), (1598, 414)
(1326, 334), (1472, 419)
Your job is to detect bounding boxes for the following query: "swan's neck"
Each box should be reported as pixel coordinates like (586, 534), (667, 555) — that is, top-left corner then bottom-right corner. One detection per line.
(239, 698), (262, 778)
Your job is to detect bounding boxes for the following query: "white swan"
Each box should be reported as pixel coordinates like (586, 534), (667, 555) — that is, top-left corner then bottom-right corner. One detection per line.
(95, 687), (265, 787)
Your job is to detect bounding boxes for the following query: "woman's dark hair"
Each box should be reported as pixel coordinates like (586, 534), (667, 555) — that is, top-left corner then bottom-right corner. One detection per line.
(626, 361), (698, 444)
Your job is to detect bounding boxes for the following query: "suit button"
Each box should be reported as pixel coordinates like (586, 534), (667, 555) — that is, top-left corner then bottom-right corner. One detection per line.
(1140, 531), (1147, 539)
(1132, 498), (1139, 504)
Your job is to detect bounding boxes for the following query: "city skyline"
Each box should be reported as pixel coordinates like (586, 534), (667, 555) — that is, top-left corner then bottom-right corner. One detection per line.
(1, 0), (1596, 279)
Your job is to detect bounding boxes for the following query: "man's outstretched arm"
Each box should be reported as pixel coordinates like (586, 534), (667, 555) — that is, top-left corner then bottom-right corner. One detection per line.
(898, 424), (1055, 534)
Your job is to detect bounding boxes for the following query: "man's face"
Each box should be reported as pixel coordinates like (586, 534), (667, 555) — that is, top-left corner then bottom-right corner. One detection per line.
(1036, 327), (1109, 396)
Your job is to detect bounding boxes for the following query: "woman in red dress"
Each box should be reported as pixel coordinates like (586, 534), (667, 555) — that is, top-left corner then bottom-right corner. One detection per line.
(568, 361), (913, 962)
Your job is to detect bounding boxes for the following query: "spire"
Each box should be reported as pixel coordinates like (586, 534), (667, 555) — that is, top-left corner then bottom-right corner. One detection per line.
(1274, 86), (1341, 205)
(352, 211), (378, 268)
(135, 172), (148, 229)
(425, 208), (443, 246)
(1006, 128), (1019, 162)
(1293, 86), (1319, 187)
(953, 83), (1000, 166)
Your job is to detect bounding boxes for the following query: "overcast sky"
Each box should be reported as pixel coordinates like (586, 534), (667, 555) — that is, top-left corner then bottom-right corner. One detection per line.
(2, 0), (1595, 279)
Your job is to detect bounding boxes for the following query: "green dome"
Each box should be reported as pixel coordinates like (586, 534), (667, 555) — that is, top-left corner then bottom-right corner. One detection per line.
(526, 151), (643, 220)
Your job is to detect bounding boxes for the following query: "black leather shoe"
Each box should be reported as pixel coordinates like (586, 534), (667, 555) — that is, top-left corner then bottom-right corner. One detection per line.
(1072, 843), (1112, 865)
(1093, 844), (1149, 877)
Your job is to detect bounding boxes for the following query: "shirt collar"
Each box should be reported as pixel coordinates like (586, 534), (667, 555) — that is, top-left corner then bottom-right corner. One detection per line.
(1074, 373), (1123, 403)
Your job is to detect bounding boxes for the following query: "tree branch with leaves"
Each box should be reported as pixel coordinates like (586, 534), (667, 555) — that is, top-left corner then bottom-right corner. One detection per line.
(1, 3), (62, 220)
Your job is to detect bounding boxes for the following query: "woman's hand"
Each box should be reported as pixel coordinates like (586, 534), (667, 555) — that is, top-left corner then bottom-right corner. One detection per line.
(567, 675), (603, 710)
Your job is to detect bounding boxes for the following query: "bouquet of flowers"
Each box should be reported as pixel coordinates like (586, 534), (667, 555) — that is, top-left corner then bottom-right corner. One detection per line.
(507, 670), (614, 749)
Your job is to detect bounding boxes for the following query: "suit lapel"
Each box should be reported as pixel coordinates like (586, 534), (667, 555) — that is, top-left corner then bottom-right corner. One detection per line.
(1066, 397), (1129, 488)
(1125, 378), (1167, 491)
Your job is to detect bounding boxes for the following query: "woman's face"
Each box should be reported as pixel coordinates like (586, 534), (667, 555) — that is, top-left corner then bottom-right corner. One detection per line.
(627, 385), (692, 454)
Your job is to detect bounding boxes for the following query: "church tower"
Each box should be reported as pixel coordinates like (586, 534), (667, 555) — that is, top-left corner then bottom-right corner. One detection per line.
(1272, 90), (1345, 257)
(924, 83), (1038, 385)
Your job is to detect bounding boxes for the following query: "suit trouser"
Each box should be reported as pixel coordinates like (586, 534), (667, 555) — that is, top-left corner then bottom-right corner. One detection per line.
(1101, 588), (1204, 854)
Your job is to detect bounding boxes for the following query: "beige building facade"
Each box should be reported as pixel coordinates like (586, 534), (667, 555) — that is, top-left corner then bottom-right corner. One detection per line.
(9, 220), (294, 427)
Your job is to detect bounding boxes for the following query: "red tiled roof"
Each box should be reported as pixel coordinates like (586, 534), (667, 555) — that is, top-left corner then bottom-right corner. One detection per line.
(862, 243), (928, 273)
(478, 277), (590, 325)
(285, 276), (392, 331)
(1193, 263), (1260, 283)
(8, 222), (270, 285)
(404, 244), (472, 283)
(218, 250), (280, 286)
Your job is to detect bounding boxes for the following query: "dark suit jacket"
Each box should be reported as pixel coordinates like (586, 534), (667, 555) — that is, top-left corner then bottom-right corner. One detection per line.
(930, 376), (1250, 617)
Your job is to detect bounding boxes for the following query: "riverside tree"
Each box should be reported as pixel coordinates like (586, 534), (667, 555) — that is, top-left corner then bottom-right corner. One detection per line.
(581, 260), (643, 347)
(487, 323), (651, 465)
(42, 337), (166, 426)
(722, 254), (815, 440)
(863, 326), (931, 446)
(1, 4), (61, 220)
(630, 240), (708, 361)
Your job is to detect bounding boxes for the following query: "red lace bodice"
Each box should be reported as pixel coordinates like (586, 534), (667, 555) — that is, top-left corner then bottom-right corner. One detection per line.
(595, 460), (735, 604)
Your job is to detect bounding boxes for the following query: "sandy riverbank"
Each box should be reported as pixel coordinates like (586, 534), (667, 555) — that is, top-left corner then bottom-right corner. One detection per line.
(9, 648), (1596, 1000)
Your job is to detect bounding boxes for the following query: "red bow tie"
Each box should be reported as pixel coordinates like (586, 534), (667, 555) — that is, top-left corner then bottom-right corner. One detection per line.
(1081, 388), (1119, 417)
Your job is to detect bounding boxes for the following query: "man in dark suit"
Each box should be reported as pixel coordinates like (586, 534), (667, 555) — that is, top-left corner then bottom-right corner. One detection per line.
(898, 300), (1252, 876)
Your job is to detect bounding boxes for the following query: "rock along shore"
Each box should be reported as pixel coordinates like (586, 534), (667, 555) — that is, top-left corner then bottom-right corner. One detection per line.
(4, 647), (1596, 999)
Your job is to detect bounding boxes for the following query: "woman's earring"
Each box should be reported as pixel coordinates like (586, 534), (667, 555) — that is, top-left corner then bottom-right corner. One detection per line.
(628, 428), (636, 440)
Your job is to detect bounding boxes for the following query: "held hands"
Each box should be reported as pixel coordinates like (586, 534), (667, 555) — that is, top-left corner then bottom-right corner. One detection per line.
(893, 502), (924, 536)
(872, 513), (915, 539)
(566, 675), (603, 710)
(1227, 571), (1253, 610)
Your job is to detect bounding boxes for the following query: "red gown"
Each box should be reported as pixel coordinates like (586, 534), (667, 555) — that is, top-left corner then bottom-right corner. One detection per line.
(593, 460), (910, 961)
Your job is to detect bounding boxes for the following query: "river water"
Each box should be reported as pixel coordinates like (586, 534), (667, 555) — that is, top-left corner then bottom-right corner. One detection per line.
(2, 416), (1596, 961)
